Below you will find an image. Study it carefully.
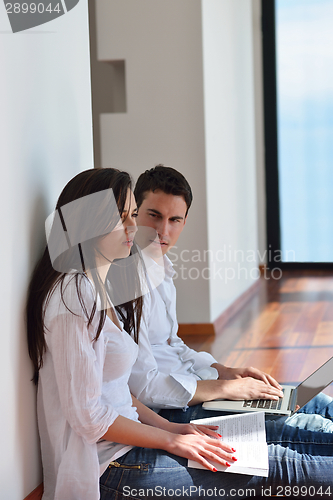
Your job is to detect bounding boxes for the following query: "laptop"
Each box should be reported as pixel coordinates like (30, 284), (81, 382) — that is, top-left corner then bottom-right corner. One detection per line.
(202, 356), (333, 416)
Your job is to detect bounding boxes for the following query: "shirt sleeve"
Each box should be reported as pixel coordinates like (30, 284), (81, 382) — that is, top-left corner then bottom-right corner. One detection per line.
(45, 284), (118, 445)
(128, 294), (198, 409)
(169, 337), (218, 373)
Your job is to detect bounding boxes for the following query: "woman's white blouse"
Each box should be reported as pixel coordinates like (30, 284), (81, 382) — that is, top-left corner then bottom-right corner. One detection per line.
(38, 274), (139, 500)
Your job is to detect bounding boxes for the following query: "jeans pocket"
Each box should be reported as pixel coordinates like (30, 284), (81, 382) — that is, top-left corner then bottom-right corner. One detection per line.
(108, 460), (149, 471)
(100, 462), (150, 500)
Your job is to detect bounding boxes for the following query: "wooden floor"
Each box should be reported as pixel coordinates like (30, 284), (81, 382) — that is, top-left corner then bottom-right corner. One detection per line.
(181, 270), (333, 397)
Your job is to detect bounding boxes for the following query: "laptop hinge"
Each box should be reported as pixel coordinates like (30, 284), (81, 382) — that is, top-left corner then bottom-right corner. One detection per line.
(288, 388), (297, 411)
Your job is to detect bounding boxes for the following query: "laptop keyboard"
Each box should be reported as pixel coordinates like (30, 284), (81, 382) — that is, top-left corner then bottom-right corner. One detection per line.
(243, 388), (285, 411)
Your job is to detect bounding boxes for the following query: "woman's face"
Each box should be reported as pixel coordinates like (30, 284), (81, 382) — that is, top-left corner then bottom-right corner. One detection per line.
(96, 189), (138, 265)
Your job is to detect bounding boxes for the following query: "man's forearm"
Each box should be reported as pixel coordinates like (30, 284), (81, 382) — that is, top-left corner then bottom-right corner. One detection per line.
(188, 376), (283, 405)
(188, 379), (227, 406)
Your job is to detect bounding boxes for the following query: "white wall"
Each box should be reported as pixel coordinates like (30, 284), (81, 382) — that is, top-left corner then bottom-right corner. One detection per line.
(202, 0), (259, 320)
(0, 0), (265, 496)
(252, 0), (267, 265)
(0, 2), (93, 498)
(95, 0), (211, 322)
(95, 0), (261, 323)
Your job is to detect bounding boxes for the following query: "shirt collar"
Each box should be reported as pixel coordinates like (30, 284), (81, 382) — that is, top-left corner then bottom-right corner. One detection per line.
(163, 254), (176, 278)
(138, 248), (176, 279)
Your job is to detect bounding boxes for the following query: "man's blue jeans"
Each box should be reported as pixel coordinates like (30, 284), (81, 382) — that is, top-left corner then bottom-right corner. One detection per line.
(99, 395), (333, 499)
(284, 392), (333, 431)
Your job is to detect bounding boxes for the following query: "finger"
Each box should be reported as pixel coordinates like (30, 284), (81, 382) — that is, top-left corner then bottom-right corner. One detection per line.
(256, 371), (282, 390)
(266, 374), (283, 389)
(196, 425), (220, 432)
(262, 393), (279, 400)
(261, 391), (282, 400)
(258, 384), (284, 398)
(199, 446), (235, 467)
(196, 427), (222, 439)
(251, 370), (273, 386)
(258, 373), (270, 385)
(189, 425), (220, 438)
(196, 425), (219, 431)
(248, 368), (279, 388)
(271, 387), (284, 398)
(246, 374), (268, 386)
(205, 437), (234, 454)
(204, 429), (222, 439)
(193, 454), (220, 472)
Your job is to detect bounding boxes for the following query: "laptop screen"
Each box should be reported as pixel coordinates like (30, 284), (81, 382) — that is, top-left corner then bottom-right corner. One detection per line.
(296, 356), (333, 409)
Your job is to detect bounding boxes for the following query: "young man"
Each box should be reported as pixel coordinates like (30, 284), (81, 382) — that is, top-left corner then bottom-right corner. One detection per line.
(127, 166), (333, 493)
(129, 165), (283, 421)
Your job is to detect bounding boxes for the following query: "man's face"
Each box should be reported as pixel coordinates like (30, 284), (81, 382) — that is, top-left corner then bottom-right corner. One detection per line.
(136, 190), (187, 256)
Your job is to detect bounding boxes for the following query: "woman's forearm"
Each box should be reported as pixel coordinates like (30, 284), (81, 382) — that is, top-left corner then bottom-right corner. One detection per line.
(101, 414), (173, 450)
(100, 413), (235, 472)
(131, 395), (175, 432)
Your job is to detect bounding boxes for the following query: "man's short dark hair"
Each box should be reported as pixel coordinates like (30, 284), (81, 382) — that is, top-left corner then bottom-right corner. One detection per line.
(134, 165), (193, 216)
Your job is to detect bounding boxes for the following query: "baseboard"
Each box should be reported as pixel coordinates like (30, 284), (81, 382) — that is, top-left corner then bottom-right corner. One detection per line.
(24, 484), (43, 500)
(259, 264), (267, 275)
(178, 278), (261, 337)
(177, 323), (215, 336)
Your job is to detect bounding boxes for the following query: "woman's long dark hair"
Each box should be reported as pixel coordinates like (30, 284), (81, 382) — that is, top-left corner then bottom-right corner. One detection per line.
(27, 168), (143, 385)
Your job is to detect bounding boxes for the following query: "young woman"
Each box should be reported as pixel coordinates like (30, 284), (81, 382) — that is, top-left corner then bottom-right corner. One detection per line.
(26, 168), (238, 500)
(27, 168), (333, 500)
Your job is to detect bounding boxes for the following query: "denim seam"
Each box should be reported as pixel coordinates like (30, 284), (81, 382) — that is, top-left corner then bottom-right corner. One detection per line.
(101, 467), (125, 493)
(267, 440), (333, 445)
(99, 483), (140, 500)
(273, 456), (333, 463)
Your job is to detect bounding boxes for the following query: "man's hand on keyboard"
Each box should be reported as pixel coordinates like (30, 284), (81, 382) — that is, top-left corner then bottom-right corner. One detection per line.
(217, 377), (284, 401)
(191, 365), (284, 405)
(212, 364), (282, 391)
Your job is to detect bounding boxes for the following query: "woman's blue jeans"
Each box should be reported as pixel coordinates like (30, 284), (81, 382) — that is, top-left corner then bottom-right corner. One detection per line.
(99, 394), (333, 499)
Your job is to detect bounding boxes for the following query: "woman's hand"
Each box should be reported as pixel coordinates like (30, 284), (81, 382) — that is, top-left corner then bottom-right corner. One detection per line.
(165, 421), (221, 439)
(165, 433), (236, 472)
